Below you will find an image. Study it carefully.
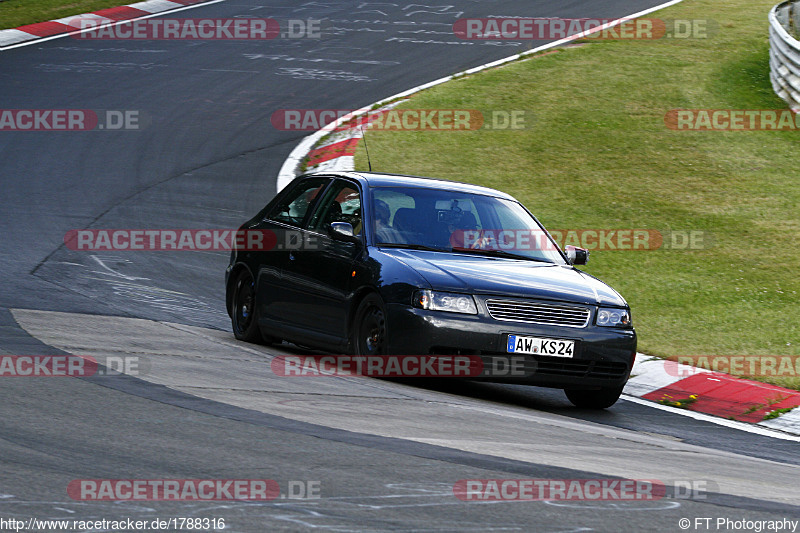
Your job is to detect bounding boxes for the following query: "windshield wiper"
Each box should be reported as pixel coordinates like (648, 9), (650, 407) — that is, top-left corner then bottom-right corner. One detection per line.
(376, 243), (445, 252)
(450, 247), (556, 263)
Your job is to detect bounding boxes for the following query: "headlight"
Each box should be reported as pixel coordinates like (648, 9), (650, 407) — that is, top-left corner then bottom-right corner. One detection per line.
(413, 290), (477, 315)
(596, 307), (632, 328)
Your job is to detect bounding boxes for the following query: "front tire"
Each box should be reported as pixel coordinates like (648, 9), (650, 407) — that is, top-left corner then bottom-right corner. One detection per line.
(564, 386), (624, 409)
(231, 269), (264, 344)
(352, 294), (388, 355)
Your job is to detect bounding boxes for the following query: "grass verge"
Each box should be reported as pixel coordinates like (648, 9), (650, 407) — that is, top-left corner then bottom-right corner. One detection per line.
(0, 0), (137, 30)
(353, 0), (800, 389)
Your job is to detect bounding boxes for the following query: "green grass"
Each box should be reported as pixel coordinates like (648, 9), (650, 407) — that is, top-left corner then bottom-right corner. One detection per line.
(763, 407), (795, 420)
(0, 0), (132, 30)
(353, 0), (800, 388)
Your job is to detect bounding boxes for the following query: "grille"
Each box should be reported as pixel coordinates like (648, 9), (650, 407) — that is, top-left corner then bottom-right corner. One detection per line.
(485, 299), (590, 328)
(533, 358), (628, 378)
(478, 354), (629, 380)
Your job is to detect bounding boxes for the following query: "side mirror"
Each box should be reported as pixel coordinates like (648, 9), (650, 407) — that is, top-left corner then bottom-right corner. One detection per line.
(329, 222), (361, 244)
(565, 245), (589, 265)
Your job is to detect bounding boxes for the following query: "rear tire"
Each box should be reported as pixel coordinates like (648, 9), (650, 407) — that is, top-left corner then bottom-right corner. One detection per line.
(231, 269), (264, 344)
(564, 386), (624, 409)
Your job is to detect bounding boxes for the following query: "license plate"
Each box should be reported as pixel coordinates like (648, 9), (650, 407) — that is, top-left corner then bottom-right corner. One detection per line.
(506, 335), (575, 358)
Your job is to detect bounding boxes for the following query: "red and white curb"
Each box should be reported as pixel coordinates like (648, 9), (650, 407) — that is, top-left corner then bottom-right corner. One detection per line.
(296, 101), (406, 175)
(625, 355), (800, 436)
(0, 0), (221, 50)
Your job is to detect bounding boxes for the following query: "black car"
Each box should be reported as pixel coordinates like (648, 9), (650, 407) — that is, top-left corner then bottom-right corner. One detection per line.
(226, 171), (636, 408)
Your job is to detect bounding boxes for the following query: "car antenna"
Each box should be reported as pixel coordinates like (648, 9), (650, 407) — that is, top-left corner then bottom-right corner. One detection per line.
(360, 123), (373, 172)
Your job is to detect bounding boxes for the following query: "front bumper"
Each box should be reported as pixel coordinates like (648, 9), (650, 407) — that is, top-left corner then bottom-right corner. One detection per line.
(385, 303), (637, 390)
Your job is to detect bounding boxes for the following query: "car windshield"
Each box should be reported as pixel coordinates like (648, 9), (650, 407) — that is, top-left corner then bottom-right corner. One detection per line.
(371, 186), (566, 264)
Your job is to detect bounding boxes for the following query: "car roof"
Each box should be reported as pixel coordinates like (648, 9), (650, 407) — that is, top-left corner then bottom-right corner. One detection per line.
(301, 171), (517, 201)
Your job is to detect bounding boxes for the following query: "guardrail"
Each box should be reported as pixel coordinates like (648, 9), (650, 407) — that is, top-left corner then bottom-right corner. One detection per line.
(770, 1), (800, 111)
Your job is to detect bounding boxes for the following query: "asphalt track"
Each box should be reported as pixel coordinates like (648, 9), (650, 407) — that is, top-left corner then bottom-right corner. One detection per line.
(1, 1), (799, 531)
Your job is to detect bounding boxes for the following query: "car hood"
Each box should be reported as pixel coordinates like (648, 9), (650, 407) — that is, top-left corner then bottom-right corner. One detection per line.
(380, 249), (627, 307)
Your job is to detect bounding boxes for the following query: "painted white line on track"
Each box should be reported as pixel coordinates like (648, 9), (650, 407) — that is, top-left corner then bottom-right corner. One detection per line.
(275, 0), (688, 190)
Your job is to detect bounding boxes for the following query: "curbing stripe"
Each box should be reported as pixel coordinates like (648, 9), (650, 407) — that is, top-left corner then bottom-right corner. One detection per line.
(277, 101), (407, 185)
(625, 355), (708, 397)
(127, 0), (185, 14)
(52, 14), (114, 25)
(0, 29), (37, 46)
(305, 138), (361, 167)
(0, 0), (224, 50)
(91, 6), (150, 20)
(15, 21), (72, 37)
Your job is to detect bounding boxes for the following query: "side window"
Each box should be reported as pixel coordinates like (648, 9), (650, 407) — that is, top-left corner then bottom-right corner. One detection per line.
(308, 180), (362, 235)
(266, 178), (329, 227)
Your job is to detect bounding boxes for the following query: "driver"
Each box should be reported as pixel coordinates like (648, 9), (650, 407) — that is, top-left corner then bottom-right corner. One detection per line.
(373, 199), (404, 244)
